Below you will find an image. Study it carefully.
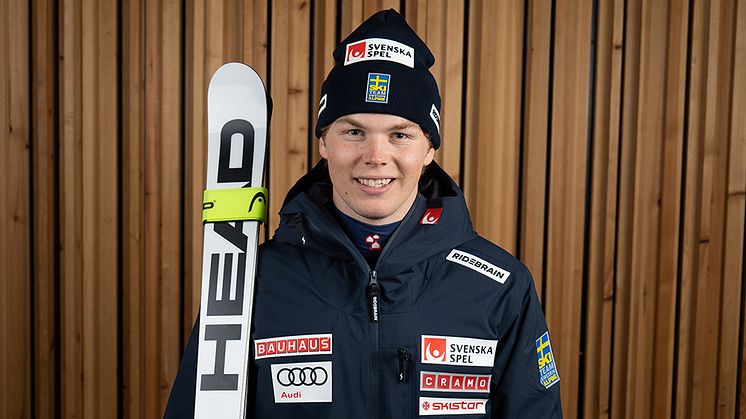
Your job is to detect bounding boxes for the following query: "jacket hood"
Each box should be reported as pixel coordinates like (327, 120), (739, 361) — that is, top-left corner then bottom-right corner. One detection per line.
(274, 161), (477, 274)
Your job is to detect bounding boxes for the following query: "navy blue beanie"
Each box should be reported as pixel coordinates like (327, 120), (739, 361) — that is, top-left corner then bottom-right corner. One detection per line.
(315, 9), (442, 149)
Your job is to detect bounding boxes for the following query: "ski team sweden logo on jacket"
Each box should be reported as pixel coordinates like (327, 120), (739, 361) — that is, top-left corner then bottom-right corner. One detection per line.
(164, 162), (562, 418)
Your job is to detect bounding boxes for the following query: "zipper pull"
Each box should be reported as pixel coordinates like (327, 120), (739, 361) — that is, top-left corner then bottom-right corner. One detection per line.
(367, 271), (380, 322)
(398, 348), (412, 382)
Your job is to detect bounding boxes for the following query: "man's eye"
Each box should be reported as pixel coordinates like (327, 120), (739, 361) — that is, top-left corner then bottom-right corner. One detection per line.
(393, 132), (409, 140)
(348, 129), (362, 136)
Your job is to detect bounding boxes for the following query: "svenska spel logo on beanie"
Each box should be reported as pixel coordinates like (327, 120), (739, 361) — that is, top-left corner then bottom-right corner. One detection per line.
(344, 38), (415, 68)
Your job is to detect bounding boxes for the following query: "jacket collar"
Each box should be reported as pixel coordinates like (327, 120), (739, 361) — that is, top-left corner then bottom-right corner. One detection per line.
(274, 161), (477, 274)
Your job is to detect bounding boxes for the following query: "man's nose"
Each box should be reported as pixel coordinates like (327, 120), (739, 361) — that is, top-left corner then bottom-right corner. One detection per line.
(364, 136), (389, 164)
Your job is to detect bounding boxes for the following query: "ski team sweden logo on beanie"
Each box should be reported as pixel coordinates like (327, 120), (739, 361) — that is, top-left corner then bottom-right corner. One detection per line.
(315, 9), (443, 149)
(366, 73), (390, 103)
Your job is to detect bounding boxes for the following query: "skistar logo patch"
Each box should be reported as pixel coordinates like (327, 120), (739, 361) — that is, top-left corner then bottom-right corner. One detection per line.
(270, 361), (332, 403)
(366, 73), (390, 103)
(419, 397), (488, 416)
(420, 371), (491, 393)
(420, 208), (442, 225)
(421, 335), (497, 367)
(536, 331), (560, 389)
(254, 334), (332, 360)
(344, 38), (415, 68)
(445, 249), (511, 284)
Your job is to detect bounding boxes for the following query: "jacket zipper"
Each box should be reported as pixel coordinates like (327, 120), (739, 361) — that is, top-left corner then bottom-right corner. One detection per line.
(367, 271), (380, 322)
(297, 200), (422, 419)
(398, 348), (412, 382)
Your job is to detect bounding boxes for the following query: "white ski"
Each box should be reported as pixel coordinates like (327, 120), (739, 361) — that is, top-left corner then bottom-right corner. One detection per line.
(194, 62), (269, 419)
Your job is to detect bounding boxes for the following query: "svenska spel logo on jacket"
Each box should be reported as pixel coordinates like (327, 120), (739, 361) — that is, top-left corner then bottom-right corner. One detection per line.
(344, 38), (415, 68)
(421, 335), (497, 367)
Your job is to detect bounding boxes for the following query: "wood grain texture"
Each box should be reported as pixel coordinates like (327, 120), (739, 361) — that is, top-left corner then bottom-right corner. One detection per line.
(718, 2), (746, 418)
(463, 0), (523, 254)
(405, 0), (464, 182)
(268, 0), (311, 233)
(59, 0), (84, 415)
(1, 0), (32, 417)
(584, 0), (624, 417)
(544, 0), (592, 416)
(2, 2), (746, 418)
(80, 0), (119, 416)
(520, 0), (552, 293)
(31, 0), (59, 416)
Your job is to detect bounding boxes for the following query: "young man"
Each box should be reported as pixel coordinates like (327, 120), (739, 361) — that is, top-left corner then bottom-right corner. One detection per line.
(166, 9), (562, 418)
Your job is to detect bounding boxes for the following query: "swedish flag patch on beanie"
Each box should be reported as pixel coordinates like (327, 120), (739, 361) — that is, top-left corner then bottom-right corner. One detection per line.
(315, 9), (443, 149)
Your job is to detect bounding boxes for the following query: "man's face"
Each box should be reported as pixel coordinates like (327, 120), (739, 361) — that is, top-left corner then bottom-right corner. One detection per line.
(319, 113), (435, 225)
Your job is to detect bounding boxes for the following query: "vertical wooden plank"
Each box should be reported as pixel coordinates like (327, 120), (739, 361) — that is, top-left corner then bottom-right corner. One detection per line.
(544, 1), (592, 416)
(653, 1), (688, 418)
(520, 0), (552, 292)
(463, 0), (523, 253)
(676, 0), (708, 416)
(138, 1), (183, 417)
(31, 0), (59, 416)
(405, 0), (464, 183)
(268, 0), (311, 233)
(0, 0), (32, 417)
(242, 0), (269, 76)
(311, 0), (338, 165)
(718, 1), (746, 417)
(80, 0), (119, 417)
(122, 0), (145, 416)
(59, 0), (84, 415)
(611, 0), (642, 417)
(341, 0), (365, 37)
(690, 0), (739, 417)
(184, 0), (206, 335)
(625, 0), (688, 416)
(585, 0), (625, 417)
(364, 0), (399, 18)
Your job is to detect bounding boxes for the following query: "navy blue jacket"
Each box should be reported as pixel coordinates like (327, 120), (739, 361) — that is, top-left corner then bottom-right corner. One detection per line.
(165, 162), (562, 418)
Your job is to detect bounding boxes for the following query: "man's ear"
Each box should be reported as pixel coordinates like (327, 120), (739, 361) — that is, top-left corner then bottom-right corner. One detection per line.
(318, 135), (328, 159)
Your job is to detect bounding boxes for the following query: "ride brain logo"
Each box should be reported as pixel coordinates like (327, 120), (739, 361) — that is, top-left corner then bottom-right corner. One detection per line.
(421, 335), (497, 367)
(423, 337), (447, 362)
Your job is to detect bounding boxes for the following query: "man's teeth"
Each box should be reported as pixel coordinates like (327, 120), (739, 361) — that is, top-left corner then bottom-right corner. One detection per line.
(358, 178), (392, 188)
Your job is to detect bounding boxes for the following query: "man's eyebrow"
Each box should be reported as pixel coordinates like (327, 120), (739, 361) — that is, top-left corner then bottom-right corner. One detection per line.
(388, 123), (419, 131)
(336, 117), (364, 127)
(336, 117), (418, 131)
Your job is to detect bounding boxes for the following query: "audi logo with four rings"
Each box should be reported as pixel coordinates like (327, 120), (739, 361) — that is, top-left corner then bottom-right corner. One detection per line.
(276, 366), (329, 386)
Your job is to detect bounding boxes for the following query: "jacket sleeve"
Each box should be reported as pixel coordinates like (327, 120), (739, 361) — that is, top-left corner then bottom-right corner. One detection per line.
(163, 317), (200, 418)
(491, 270), (563, 418)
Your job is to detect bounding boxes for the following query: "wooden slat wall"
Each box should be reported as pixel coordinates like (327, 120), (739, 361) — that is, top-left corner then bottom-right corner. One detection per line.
(1, 1), (744, 418)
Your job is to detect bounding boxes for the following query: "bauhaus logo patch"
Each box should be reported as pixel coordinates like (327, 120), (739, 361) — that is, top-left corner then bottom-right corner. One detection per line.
(270, 361), (332, 403)
(421, 335), (497, 367)
(445, 249), (511, 284)
(420, 371), (490, 393)
(344, 38), (415, 68)
(254, 334), (332, 360)
(419, 397), (488, 416)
